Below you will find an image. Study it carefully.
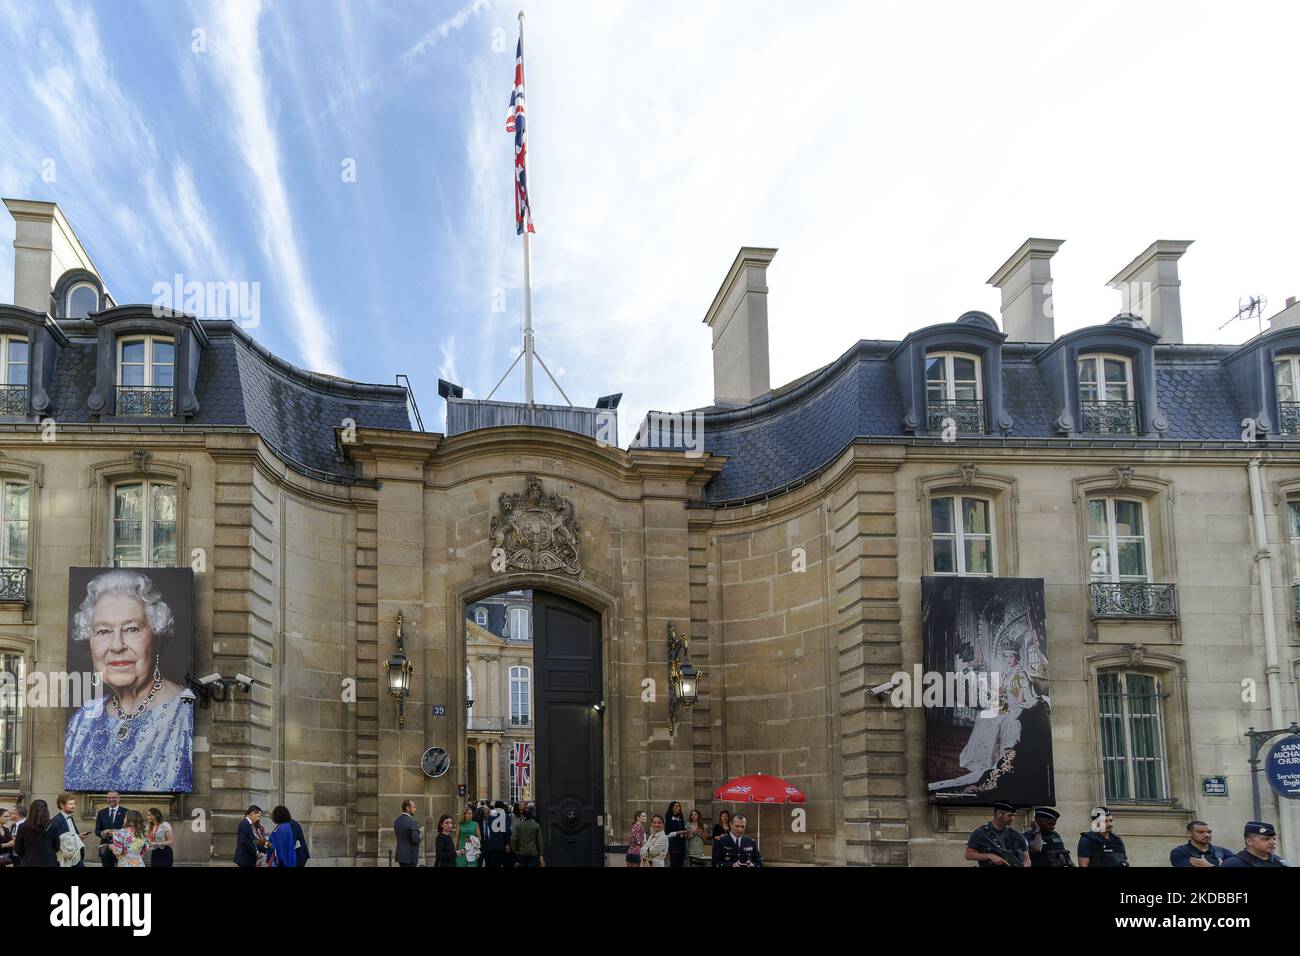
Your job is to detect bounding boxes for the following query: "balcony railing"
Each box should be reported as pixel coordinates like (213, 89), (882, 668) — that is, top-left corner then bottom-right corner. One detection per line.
(0, 568), (29, 603)
(1089, 581), (1177, 619)
(509, 715), (533, 728)
(1280, 402), (1300, 435)
(0, 384), (29, 416)
(926, 400), (985, 434)
(1080, 400), (1138, 435)
(1293, 583), (1300, 621)
(116, 385), (174, 417)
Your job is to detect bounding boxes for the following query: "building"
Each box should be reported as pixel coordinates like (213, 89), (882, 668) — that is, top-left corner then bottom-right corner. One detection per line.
(465, 590), (534, 804)
(0, 202), (1296, 865)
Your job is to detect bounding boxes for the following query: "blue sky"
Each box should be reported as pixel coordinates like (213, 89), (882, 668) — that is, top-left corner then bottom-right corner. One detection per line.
(2, 0), (1298, 439)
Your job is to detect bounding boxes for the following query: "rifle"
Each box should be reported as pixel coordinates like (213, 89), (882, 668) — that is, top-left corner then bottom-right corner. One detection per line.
(975, 828), (1024, 867)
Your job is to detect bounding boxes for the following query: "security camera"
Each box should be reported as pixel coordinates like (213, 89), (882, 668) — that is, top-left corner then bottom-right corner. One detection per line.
(197, 673), (224, 687)
(869, 679), (901, 700)
(235, 674), (254, 692)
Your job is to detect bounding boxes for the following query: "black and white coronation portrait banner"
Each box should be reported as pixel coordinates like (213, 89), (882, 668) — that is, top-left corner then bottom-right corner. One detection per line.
(923, 576), (1054, 807)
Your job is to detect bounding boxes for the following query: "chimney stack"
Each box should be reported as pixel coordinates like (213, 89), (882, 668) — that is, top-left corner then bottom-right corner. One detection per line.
(987, 238), (1064, 342)
(3, 198), (103, 314)
(1107, 240), (1193, 343)
(703, 247), (775, 406)
(1268, 296), (1300, 332)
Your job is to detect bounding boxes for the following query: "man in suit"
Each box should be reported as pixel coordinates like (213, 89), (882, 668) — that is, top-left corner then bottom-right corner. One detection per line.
(394, 799), (421, 867)
(94, 791), (127, 868)
(711, 813), (763, 867)
(234, 805), (264, 868)
(47, 793), (87, 867)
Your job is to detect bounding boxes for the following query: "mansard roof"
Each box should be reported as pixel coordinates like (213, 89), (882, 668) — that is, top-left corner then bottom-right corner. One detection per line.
(44, 316), (412, 481)
(668, 324), (1273, 506)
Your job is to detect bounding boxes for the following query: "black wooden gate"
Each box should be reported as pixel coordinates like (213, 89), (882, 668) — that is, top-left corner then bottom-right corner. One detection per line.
(532, 591), (604, 866)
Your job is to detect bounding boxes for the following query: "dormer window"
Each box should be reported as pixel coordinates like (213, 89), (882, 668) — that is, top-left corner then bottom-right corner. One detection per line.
(66, 283), (100, 319)
(474, 607), (488, 627)
(1078, 353), (1136, 434)
(0, 335), (28, 416)
(1274, 356), (1300, 434)
(925, 351), (984, 432)
(117, 336), (175, 417)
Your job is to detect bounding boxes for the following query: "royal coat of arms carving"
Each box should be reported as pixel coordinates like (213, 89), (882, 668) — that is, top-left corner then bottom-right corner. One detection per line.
(490, 476), (581, 575)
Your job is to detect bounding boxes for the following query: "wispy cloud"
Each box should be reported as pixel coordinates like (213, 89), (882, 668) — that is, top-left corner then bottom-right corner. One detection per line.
(301, 0), (490, 131)
(204, 0), (337, 373)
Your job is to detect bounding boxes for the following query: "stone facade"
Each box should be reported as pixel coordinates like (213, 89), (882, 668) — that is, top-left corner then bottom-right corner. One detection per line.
(3, 204), (1297, 866)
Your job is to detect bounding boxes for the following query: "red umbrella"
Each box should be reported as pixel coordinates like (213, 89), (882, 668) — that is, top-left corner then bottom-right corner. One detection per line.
(713, 774), (806, 851)
(714, 773), (807, 804)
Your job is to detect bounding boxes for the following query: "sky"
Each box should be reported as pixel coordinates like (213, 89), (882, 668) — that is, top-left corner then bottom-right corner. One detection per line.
(1, 0), (1298, 440)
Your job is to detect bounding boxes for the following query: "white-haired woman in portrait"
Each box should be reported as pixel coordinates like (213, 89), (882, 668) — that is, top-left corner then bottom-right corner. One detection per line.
(64, 570), (193, 792)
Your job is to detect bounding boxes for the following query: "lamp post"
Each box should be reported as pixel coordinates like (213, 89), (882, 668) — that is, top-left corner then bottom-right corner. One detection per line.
(385, 610), (413, 727)
(667, 623), (700, 735)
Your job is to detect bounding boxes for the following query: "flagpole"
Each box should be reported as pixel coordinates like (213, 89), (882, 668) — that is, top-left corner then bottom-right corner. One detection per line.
(519, 10), (535, 406)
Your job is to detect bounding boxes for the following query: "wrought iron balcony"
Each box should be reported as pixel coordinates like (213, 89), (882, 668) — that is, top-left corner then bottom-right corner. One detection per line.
(926, 400), (985, 434)
(509, 715), (533, 728)
(1080, 400), (1138, 435)
(468, 716), (505, 732)
(0, 568), (29, 603)
(1293, 583), (1300, 621)
(1280, 402), (1300, 435)
(1089, 581), (1177, 619)
(0, 385), (29, 416)
(116, 385), (174, 417)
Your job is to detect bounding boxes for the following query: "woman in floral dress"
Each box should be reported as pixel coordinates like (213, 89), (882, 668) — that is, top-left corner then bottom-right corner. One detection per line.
(111, 810), (149, 867)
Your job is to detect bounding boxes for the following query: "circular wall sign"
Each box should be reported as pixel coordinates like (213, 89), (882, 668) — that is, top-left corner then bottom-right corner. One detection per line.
(421, 746), (451, 779)
(1265, 735), (1300, 800)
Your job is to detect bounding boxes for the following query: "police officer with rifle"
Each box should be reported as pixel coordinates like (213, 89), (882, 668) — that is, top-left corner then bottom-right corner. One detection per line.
(965, 801), (1030, 867)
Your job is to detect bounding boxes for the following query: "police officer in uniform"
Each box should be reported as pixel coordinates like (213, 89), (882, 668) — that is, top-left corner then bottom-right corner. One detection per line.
(1023, 807), (1072, 867)
(1221, 821), (1289, 867)
(710, 813), (763, 867)
(1077, 806), (1128, 867)
(1169, 820), (1231, 867)
(965, 801), (1030, 867)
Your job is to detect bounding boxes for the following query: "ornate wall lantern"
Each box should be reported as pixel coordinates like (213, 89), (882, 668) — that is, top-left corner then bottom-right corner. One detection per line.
(667, 623), (700, 735)
(385, 610), (414, 727)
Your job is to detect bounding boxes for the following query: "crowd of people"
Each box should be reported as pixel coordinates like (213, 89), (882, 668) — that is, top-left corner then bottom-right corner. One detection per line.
(391, 797), (764, 867)
(966, 801), (1289, 868)
(0, 790), (177, 868)
(623, 802), (762, 867)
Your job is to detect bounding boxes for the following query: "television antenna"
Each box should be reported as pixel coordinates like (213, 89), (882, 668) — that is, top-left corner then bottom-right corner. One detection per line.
(1219, 295), (1267, 335)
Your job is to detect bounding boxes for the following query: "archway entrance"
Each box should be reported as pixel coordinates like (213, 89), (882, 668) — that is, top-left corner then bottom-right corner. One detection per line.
(463, 586), (604, 866)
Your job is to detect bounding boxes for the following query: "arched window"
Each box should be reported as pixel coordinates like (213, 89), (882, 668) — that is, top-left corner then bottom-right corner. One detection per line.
(509, 665), (530, 726)
(117, 336), (175, 417)
(1078, 354), (1136, 434)
(112, 481), (177, 567)
(925, 351), (984, 432)
(66, 283), (99, 319)
(474, 606), (488, 627)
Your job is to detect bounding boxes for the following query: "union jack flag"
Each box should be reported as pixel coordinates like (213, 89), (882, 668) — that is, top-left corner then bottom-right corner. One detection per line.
(511, 741), (532, 801)
(506, 37), (535, 235)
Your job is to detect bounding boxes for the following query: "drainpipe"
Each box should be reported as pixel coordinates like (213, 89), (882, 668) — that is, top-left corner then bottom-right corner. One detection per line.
(1247, 458), (1291, 860)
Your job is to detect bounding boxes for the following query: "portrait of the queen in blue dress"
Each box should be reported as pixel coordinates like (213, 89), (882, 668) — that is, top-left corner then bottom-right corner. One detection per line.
(64, 569), (193, 793)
